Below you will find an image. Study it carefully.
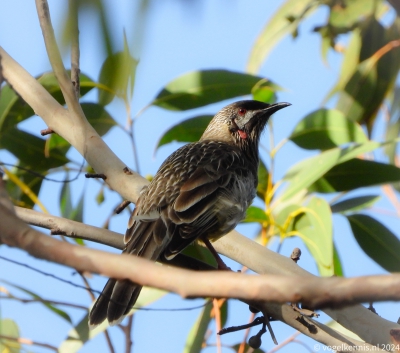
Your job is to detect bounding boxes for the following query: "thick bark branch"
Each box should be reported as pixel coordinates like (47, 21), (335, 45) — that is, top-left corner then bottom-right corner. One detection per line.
(0, 204), (391, 352)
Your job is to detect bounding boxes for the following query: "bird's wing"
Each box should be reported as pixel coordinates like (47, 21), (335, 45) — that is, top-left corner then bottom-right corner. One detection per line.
(124, 141), (249, 259)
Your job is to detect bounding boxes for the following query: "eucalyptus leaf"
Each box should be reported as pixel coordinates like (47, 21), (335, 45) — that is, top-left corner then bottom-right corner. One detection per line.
(295, 197), (333, 276)
(156, 115), (213, 150)
(290, 108), (368, 150)
(347, 214), (400, 272)
(183, 301), (212, 353)
(98, 46), (138, 105)
(152, 70), (273, 111)
(256, 158), (269, 200)
(247, 0), (317, 74)
(310, 159), (400, 193)
(331, 195), (380, 213)
(281, 140), (394, 201)
(243, 206), (269, 223)
(0, 319), (20, 353)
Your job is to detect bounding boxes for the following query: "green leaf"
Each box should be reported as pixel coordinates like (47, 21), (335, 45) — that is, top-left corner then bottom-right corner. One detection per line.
(152, 70), (273, 111)
(347, 214), (400, 272)
(60, 180), (73, 219)
(243, 206), (269, 224)
(0, 72), (95, 133)
(183, 301), (213, 353)
(385, 86), (400, 164)
(247, 0), (317, 74)
(82, 103), (116, 136)
(251, 79), (278, 103)
(5, 162), (44, 208)
(336, 18), (400, 129)
(38, 71), (95, 104)
(98, 44), (138, 105)
(60, 183), (85, 244)
(310, 159), (400, 193)
(331, 195), (380, 213)
(0, 319), (21, 353)
(281, 140), (386, 202)
(182, 242), (217, 268)
(324, 29), (362, 102)
(274, 204), (307, 234)
(2, 280), (72, 323)
(333, 244), (344, 277)
(156, 115), (213, 150)
(295, 197), (333, 276)
(256, 158), (269, 200)
(96, 188), (105, 205)
(0, 128), (69, 170)
(290, 109), (368, 150)
(0, 85), (32, 133)
(329, 0), (382, 31)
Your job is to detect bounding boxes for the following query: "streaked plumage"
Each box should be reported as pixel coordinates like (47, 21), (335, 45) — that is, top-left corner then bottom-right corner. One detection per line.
(89, 100), (290, 327)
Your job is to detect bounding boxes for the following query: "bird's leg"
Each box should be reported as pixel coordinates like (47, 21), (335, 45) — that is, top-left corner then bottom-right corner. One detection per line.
(203, 238), (231, 271)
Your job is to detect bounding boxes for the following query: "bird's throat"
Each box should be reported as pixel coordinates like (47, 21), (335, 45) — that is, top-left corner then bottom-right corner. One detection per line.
(238, 130), (248, 139)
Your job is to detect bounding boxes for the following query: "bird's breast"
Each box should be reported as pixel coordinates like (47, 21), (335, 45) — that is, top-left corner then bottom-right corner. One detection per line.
(208, 173), (256, 240)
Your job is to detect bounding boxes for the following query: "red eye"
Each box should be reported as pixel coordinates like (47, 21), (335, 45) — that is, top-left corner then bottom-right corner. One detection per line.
(238, 108), (246, 116)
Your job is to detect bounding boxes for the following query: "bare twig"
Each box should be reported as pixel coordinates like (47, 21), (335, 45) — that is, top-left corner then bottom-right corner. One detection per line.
(0, 334), (58, 352)
(69, 0), (80, 98)
(40, 127), (55, 136)
(0, 294), (87, 310)
(115, 200), (131, 214)
(85, 173), (107, 180)
(35, 0), (80, 115)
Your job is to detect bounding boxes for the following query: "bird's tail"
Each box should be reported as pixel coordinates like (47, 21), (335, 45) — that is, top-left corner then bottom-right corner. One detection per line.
(89, 216), (169, 329)
(89, 278), (142, 329)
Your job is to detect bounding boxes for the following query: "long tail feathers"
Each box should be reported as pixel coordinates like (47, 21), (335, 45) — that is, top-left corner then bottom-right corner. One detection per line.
(89, 278), (142, 329)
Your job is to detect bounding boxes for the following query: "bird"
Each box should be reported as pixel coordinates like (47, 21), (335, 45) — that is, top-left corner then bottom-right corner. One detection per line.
(89, 99), (290, 328)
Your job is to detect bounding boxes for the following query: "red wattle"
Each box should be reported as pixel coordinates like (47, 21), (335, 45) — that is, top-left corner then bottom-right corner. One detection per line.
(238, 130), (247, 139)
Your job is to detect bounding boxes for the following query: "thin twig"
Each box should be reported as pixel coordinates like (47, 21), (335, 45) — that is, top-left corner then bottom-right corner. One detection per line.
(35, 0), (79, 114)
(0, 334), (59, 352)
(124, 316), (134, 353)
(213, 298), (223, 353)
(69, 0), (80, 98)
(237, 312), (256, 353)
(0, 294), (87, 310)
(104, 330), (116, 353)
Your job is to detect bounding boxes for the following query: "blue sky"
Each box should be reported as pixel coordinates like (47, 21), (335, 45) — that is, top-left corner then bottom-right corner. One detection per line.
(0, 1), (399, 352)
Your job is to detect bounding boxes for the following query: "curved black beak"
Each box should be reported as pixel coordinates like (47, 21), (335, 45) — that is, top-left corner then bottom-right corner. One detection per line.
(262, 102), (291, 115)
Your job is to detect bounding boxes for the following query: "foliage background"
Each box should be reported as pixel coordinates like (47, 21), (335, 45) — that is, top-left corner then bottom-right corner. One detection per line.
(0, 0), (400, 352)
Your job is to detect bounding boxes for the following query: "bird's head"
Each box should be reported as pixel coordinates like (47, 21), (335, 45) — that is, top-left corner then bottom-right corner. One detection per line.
(201, 100), (290, 148)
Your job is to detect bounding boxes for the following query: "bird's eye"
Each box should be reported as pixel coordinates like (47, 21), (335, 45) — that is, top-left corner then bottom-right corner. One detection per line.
(238, 108), (246, 116)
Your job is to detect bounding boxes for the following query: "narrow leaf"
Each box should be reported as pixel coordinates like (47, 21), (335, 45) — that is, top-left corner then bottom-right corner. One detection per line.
(183, 301), (213, 353)
(98, 48), (138, 105)
(243, 206), (269, 223)
(256, 158), (269, 200)
(290, 108), (368, 150)
(347, 214), (400, 272)
(247, 0), (316, 74)
(82, 103), (117, 136)
(152, 70), (274, 111)
(296, 197), (333, 276)
(0, 319), (20, 353)
(310, 159), (400, 193)
(281, 140), (390, 202)
(331, 195), (380, 213)
(156, 115), (213, 150)
(2, 280), (72, 323)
